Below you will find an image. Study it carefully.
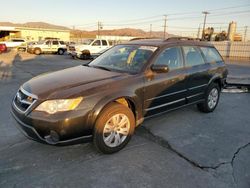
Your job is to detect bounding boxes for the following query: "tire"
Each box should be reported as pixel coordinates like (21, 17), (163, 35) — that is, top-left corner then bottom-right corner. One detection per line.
(81, 50), (91, 60)
(58, 49), (64, 55)
(34, 48), (41, 55)
(93, 102), (135, 154)
(197, 83), (220, 113)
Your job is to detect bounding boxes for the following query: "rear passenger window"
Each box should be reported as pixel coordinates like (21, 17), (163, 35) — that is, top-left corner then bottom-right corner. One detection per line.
(183, 46), (205, 67)
(102, 40), (108, 46)
(155, 47), (183, 70)
(200, 47), (223, 63)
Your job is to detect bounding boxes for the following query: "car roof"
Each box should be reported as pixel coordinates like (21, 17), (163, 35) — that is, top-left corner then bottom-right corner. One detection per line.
(124, 38), (214, 48)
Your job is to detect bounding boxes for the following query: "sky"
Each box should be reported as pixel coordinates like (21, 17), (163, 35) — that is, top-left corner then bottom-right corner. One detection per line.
(1, 0), (250, 36)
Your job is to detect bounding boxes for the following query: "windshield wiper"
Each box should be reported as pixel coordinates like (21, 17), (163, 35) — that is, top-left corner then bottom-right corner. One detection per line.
(91, 65), (111, 71)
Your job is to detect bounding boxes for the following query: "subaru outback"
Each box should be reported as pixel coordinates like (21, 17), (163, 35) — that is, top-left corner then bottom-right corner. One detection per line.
(11, 38), (228, 153)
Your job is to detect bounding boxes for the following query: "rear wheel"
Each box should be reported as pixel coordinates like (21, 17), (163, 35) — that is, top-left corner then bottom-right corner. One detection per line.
(93, 102), (135, 154)
(197, 83), (220, 113)
(58, 48), (64, 55)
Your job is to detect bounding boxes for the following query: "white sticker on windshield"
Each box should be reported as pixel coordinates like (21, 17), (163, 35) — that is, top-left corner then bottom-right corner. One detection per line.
(139, 46), (158, 52)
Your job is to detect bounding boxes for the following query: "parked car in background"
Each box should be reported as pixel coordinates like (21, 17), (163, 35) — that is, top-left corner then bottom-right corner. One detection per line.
(0, 38), (26, 48)
(69, 39), (111, 59)
(11, 38), (228, 154)
(0, 43), (7, 53)
(27, 39), (67, 55)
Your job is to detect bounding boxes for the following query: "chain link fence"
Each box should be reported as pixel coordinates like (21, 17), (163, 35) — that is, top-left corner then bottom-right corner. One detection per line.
(210, 41), (250, 59)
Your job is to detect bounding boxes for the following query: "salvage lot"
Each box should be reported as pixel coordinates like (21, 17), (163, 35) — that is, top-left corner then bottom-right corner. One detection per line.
(0, 51), (250, 188)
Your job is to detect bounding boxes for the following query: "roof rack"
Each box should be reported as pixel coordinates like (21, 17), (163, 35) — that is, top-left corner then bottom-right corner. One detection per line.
(129, 37), (161, 41)
(165, 37), (202, 41)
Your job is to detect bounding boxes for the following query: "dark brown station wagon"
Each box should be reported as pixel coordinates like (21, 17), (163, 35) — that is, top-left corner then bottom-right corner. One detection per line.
(11, 38), (228, 153)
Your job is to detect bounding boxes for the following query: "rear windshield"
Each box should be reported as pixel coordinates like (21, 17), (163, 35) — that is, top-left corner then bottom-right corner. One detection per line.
(200, 47), (223, 63)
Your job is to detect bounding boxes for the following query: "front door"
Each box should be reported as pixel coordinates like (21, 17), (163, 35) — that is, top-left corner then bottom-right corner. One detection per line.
(143, 46), (188, 117)
(43, 40), (52, 52)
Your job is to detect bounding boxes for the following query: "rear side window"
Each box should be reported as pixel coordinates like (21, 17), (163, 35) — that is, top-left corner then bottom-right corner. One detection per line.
(200, 47), (223, 63)
(59, 41), (65, 45)
(102, 40), (108, 46)
(155, 47), (183, 70)
(183, 46), (205, 67)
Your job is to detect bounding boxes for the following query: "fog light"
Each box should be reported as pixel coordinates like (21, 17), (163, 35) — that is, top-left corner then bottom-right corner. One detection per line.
(45, 130), (60, 144)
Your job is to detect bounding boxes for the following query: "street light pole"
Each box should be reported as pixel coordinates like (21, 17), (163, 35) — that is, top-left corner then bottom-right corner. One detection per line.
(202, 11), (210, 40)
(150, 24), (152, 37)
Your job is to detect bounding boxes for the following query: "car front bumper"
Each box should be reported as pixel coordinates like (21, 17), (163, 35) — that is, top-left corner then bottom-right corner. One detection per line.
(11, 103), (93, 146)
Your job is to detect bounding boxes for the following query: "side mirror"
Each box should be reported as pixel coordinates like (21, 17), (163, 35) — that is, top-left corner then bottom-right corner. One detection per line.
(151, 64), (169, 73)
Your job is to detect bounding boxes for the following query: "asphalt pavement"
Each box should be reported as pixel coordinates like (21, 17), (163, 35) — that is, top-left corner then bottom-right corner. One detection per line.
(0, 51), (249, 188)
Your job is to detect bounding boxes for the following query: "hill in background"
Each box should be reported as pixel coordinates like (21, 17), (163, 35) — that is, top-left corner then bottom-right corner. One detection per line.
(0, 22), (175, 38)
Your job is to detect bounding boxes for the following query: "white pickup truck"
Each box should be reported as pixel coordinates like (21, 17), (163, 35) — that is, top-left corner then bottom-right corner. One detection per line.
(0, 38), (26, 49)
(69, 39), (111, 59)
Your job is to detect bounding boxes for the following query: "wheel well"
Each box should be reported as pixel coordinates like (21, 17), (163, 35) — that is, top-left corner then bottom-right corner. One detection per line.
(81, 49), (90, 55)
(34, 47), (41, 51)
(115, 97), (136, 120)
(213, 78), (222, 90)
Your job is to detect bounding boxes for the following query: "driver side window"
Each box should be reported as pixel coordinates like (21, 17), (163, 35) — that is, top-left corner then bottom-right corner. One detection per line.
(92, 40), (101, 46)
(155, 47), (183, 70)
(45, 41), (51, 45)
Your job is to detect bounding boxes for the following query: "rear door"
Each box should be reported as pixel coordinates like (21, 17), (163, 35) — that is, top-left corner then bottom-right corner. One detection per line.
(51, 40), (59, 52)
(143, 46), (188, 117)
(90, 40), (102, 54)
(182, 46), (210, 103)
(101, 40), (109, 51)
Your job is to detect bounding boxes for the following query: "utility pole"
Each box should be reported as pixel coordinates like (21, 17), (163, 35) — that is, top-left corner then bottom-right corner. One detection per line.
(202, 11), (210, 40)
(197, 24), (201, 38)
(150, 24), (152, 37)
(163, 15), (167, 39)
(244, 26), (248, 42)
(97, 21), (103, 39)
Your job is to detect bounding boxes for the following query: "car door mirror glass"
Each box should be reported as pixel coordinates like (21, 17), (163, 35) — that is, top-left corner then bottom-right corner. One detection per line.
(151, 64), (169, 73)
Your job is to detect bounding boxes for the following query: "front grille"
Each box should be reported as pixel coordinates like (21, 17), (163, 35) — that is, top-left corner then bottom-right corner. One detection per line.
(13, 88), (37, 113)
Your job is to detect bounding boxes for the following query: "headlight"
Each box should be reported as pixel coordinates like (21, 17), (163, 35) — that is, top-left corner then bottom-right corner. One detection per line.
(35, 97), (83, 114)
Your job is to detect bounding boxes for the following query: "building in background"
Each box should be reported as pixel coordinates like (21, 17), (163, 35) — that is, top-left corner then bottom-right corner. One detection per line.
(0, 26), (70, 41)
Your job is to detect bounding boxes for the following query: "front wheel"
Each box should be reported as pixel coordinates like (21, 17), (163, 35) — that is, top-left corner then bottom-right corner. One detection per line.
(58, 49), (64, 55)
(197, 83), (220, 113)
(34, 48), (41, 55)
(93, 102), (135, 154)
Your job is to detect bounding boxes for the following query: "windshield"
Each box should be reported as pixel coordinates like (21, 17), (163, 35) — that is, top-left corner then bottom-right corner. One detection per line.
(37, 40), (45, 44)
(81, 39), (94, 45)
(89, 45), (157, 73)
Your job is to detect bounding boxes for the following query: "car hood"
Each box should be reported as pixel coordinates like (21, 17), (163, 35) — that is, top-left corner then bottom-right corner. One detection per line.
(75, 44), (89, 50)
(22, 65), (124, 99)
